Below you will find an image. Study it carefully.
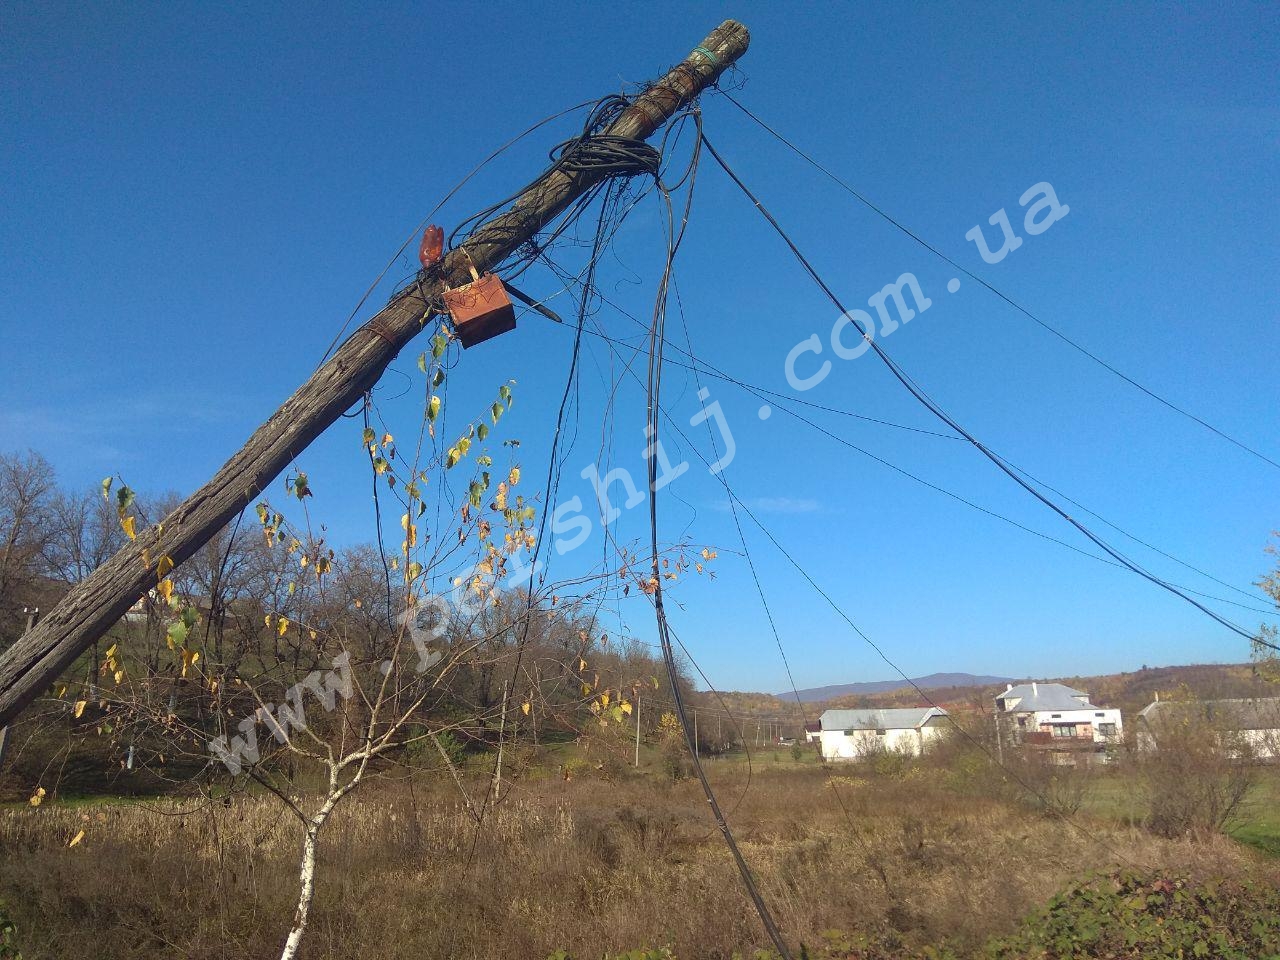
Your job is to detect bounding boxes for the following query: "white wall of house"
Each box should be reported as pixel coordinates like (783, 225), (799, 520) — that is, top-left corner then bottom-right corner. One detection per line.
(1023, 707), (1123, 743)
(1137, 726), (1280, 759)
(819, 725), (943, 761)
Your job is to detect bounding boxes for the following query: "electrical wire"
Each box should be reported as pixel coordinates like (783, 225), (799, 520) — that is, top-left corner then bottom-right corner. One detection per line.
(699, 131), (1271, 649)
(641, 111), (795, 959)
(720, 91), (1280, 473)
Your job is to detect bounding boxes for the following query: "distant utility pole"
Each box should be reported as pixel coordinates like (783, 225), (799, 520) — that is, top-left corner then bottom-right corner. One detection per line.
(0, 20), (751, 729)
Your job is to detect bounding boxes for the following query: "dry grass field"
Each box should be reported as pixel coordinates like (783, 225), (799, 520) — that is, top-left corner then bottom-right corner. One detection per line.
(2, 757), (1274, 959)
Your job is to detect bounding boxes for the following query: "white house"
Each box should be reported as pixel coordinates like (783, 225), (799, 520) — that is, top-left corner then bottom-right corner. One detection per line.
(995, 682), (1123, 746)
(1136, 697), (1280, 759)
(817, 707), (949, 761)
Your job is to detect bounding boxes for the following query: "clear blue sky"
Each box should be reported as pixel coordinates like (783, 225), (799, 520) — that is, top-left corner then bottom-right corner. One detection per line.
(2, 2), (1276, 693)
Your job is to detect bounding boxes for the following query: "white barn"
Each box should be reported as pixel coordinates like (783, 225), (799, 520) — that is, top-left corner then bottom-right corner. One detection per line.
(817, 707), (949, 761)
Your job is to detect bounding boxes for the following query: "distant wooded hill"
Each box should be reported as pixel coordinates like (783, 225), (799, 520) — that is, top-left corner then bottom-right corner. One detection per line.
(703, 663), (1278, 729)
(782, 673), (1012, 703)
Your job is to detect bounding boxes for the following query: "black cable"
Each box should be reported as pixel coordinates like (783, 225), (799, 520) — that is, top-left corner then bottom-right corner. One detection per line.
(699, 131), (1269, 648)
(641, 116), (795, 959)
(721, 91), (1280, 473)
(534, 276), (1268, 608)
(532, 305), (1276, 619)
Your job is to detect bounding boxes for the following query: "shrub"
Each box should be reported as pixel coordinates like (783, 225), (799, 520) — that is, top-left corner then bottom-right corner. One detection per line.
(985, 870), (1280, 960)
(1139, 706), (1254, 838)
(0, 903), (20, 960)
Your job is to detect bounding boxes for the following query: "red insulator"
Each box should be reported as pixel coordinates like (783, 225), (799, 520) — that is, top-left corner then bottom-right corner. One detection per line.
(419, 225), (444, 268)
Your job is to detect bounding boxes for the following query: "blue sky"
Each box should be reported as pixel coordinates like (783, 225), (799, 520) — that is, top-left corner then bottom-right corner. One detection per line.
(2, 2), (1276, 693)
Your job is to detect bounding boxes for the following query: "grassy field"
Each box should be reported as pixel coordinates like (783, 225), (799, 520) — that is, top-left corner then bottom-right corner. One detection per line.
(1, 748), (1277, 960)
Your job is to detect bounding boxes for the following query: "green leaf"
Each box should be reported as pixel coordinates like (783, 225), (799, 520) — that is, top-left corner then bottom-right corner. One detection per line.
(255, 503), (269, 524)
(167, 620), (189, 648)
(101, 477), (113, 501)
(416, 351), (428, 374)
(477, 423), (489, 441)
(432, 368), (445, 387)
(115, 485), (135, 518)
(431, 332), (446, 359)
(362, 427), (375, 446)
(427, 396), (441, 423)
(499, 384), (512, 407)
(491, 402), (503, 425)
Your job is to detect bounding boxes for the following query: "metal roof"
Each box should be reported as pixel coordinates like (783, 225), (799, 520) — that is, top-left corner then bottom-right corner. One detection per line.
(819, 707), (948, 732)
(998, 683), (1096, 712)
(1138, 698), (1280, 731)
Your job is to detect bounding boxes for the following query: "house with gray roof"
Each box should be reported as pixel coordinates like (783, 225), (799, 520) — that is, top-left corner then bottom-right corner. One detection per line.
(817, 706), (949, 761)
(1136, 697), (1280, 759)
(996, 681), (1123, 751)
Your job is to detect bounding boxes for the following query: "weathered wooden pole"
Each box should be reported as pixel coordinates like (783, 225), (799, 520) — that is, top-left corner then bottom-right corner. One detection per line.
(0, 607), (38, 769)
(0, 20), (750, 728)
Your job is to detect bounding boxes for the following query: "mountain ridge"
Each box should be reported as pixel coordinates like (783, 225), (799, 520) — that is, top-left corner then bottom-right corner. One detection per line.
(783, 672), (1012, 703)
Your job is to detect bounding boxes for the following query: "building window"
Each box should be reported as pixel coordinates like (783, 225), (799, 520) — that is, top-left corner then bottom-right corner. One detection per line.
(1098, 723), (1117, 737)
(1095, 712), (1105, 718)
(875, 729), (886, 736)
(1051, 724), (1078, 738)
(1050, 713), (1062, 719)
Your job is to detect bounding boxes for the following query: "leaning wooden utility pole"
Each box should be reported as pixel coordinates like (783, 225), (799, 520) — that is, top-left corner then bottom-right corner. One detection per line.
(0, 21), (750, 728)
(0, 607), (37, 769)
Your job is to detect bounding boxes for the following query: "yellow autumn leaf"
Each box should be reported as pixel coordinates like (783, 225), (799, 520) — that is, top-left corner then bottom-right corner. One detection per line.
(73, 700), (87, 719)
(113, 670), (124, 684)
(521, 701), (531, 716)
(121, 515), (137, 540)
(157, 578), (174, 603)
(156, 555), (174, 579)
(620, 701), (633, 716)
(578, 658), (587, 672)
(104, 644), (118, 660)
(277, 617), (289, 637)
(68, 829), (85, 847)
(508, 466), (521, 486)
(29, 786), (46, 807)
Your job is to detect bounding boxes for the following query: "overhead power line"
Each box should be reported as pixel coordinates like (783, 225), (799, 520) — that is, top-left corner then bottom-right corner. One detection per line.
(531, 291), (1274, 619)
(720, 91), (1280, 473)
(698, 131), (1268, 647)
